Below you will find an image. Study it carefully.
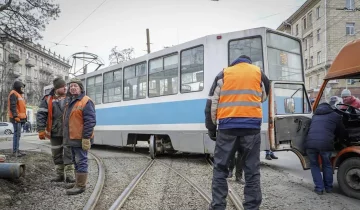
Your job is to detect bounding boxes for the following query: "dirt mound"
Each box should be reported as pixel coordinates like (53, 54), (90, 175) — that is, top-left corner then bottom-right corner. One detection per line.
(0, 149), (53, 209)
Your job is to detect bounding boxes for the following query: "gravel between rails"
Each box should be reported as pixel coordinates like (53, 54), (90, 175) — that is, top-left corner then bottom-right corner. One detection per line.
(0, 149), (98, 210)
(157, 155), (236, 210)
(94, 156), (149, 210)
(228, 162), (359, 210)
(121, 160), (210, 210)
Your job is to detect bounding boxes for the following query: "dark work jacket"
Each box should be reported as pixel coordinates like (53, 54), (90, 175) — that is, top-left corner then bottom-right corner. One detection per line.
(36, 89), (66, 137)
(305, 103), (347, 151)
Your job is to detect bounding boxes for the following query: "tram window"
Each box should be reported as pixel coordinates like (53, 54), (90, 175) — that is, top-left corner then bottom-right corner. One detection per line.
(180, 45), (204, 93)
(229, 37), (263, 70)
(123, 62), (147, 100)
(149, 53), (178, 97)
(86, 74), (103, 104)
(103, 69), (122, 103)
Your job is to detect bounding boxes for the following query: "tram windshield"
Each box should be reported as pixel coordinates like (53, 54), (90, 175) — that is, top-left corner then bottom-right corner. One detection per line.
(267, 32), (303, 82)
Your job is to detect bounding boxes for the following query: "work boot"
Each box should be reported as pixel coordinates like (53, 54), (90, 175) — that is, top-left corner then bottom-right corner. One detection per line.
(51, 164), (64, 182)
(228, 171), (233, 178)
(265, 154), (272, 160)
(270, 153), (278, 159)
(65, 173), (77, 189)
(64, 164), (75, 183)
(66, 172), (87, 195)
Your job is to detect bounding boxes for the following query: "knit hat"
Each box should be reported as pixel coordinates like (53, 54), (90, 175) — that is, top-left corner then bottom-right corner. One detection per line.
(13, 80), (25, 94)
(69, 78), (84, 91)
(53, 77), (66, 90)
(341, 89), (351, 97)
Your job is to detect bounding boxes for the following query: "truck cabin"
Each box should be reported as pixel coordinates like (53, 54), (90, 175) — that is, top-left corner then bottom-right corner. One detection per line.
(314, 39), (360, 152)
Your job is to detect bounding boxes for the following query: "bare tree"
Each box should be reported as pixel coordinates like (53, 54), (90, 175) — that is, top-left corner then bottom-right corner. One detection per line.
(0, 0), (61, 41)
(109, 46), (134, 66)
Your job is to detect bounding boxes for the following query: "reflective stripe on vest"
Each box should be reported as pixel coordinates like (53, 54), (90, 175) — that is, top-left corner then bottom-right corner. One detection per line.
(68, 96), (94, 140)
(7, 90), (27, 119)
(217, 63), (262, 119)
(45, 96), (53, 139)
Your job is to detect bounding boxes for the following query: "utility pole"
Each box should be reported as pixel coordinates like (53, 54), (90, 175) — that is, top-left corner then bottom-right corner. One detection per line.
(146, 28), (151, 54)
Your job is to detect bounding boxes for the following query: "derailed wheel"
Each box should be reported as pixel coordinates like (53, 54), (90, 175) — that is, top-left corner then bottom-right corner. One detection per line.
(337, 157), (360, 199)
(149, 135), (156, 159)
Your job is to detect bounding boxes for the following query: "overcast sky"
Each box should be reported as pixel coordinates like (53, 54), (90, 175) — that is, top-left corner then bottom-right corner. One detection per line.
(38, 0), (306, 71)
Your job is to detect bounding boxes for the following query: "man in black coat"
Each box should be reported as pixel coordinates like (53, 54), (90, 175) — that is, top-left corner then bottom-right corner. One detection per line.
(305, 102), (347, 195)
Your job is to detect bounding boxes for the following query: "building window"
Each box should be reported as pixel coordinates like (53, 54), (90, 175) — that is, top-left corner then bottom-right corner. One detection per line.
(310, 56), (314, 67)
(317, 51), (321, 64)
(303, 17), (307, 29)
(149, 53), (178, 97)
(304, 38), (307, 50)
(308, 12), (312, 26)
(26, 67), (31, 76)
(103, 69), (122, 103)
(296, 24), (299, 36)
(316, 6), (320, 19)
(346, 0), (355, 10)
(305, 59), (308, 69)
(123, 62), (147, 100)
(86, 75), (102, 104)
(317, 29), (321, 41)
(347, 79), (355, 85)
(309, 76), (313, 88)
(316, 74), (321, 87)
(19, 49), (22, 58)
(180, 45), (204, 93)
(309, 35), (313, 48)
(27, 52), (30, 59)
(346, 23), (355, 35)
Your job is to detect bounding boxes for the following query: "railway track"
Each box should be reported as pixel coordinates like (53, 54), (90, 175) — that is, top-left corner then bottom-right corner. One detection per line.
(28, 141), (242, 209)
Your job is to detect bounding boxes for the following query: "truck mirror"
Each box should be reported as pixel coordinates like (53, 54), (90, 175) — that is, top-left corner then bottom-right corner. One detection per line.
(284, 98), (295, 114)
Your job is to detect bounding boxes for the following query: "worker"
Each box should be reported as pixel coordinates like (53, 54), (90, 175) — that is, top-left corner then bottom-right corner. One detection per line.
(8, 80), (27, 157)
(64, 78), (96, 195)
(205, 55), (269, 210)
(305, 102), (347, 195)
(341, 89), (360, 109)
(37, 77), (75, 183)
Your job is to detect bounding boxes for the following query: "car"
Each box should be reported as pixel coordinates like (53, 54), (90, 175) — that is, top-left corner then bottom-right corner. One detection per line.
(0, 122), (14, 135)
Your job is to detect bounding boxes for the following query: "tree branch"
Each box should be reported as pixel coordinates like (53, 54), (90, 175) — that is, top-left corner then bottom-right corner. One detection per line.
(0, 0), (12, 12)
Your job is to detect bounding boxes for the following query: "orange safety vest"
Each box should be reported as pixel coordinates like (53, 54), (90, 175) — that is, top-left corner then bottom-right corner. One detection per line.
(217, 63), (262, 120)
(65, 96), (94, 140)
(7, 90), (27, 120)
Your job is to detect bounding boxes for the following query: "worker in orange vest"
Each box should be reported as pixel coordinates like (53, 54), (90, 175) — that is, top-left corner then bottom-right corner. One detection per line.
(37, 77), (75, 183)
(205, 55), (269, 210)
(64, 78), (96, 195)
(8, 80), (27, 157)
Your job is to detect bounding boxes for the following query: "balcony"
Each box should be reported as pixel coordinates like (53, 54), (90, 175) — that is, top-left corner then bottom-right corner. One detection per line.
(39, 66), (53, 75)
(8, 68), (21, 78)
(8, 53), (20, 63)
(25, 59), (35, 68)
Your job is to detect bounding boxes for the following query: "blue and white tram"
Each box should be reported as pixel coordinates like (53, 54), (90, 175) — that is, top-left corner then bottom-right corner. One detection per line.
(45, 27), (312, 158)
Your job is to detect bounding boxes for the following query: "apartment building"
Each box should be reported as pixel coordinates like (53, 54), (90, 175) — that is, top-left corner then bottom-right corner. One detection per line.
(277, 0), (360, 98)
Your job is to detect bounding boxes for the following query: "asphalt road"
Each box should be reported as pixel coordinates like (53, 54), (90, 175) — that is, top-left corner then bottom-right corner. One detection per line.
(262, 151), (360, 207)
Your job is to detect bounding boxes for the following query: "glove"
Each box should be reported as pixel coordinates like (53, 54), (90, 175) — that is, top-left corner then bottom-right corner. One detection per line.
(38, 131), (46, 140)
(14, 117), (20, 123)
(208, 130), (217, 141)
(82, 139), (91, 151)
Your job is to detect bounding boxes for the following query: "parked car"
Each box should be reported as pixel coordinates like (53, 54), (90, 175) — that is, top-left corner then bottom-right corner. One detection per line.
(0, 122), (14, 135)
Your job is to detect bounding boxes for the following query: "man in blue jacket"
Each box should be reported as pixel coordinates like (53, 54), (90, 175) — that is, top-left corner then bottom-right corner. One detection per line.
(305, 102), (347, 195)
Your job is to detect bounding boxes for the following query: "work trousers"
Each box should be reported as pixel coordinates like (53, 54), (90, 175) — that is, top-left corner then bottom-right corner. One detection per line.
(12, 122), (21, 153)
(210, 131), (262, 210)
(71, 147), (88, 173)
(50, 137), (72, 165)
